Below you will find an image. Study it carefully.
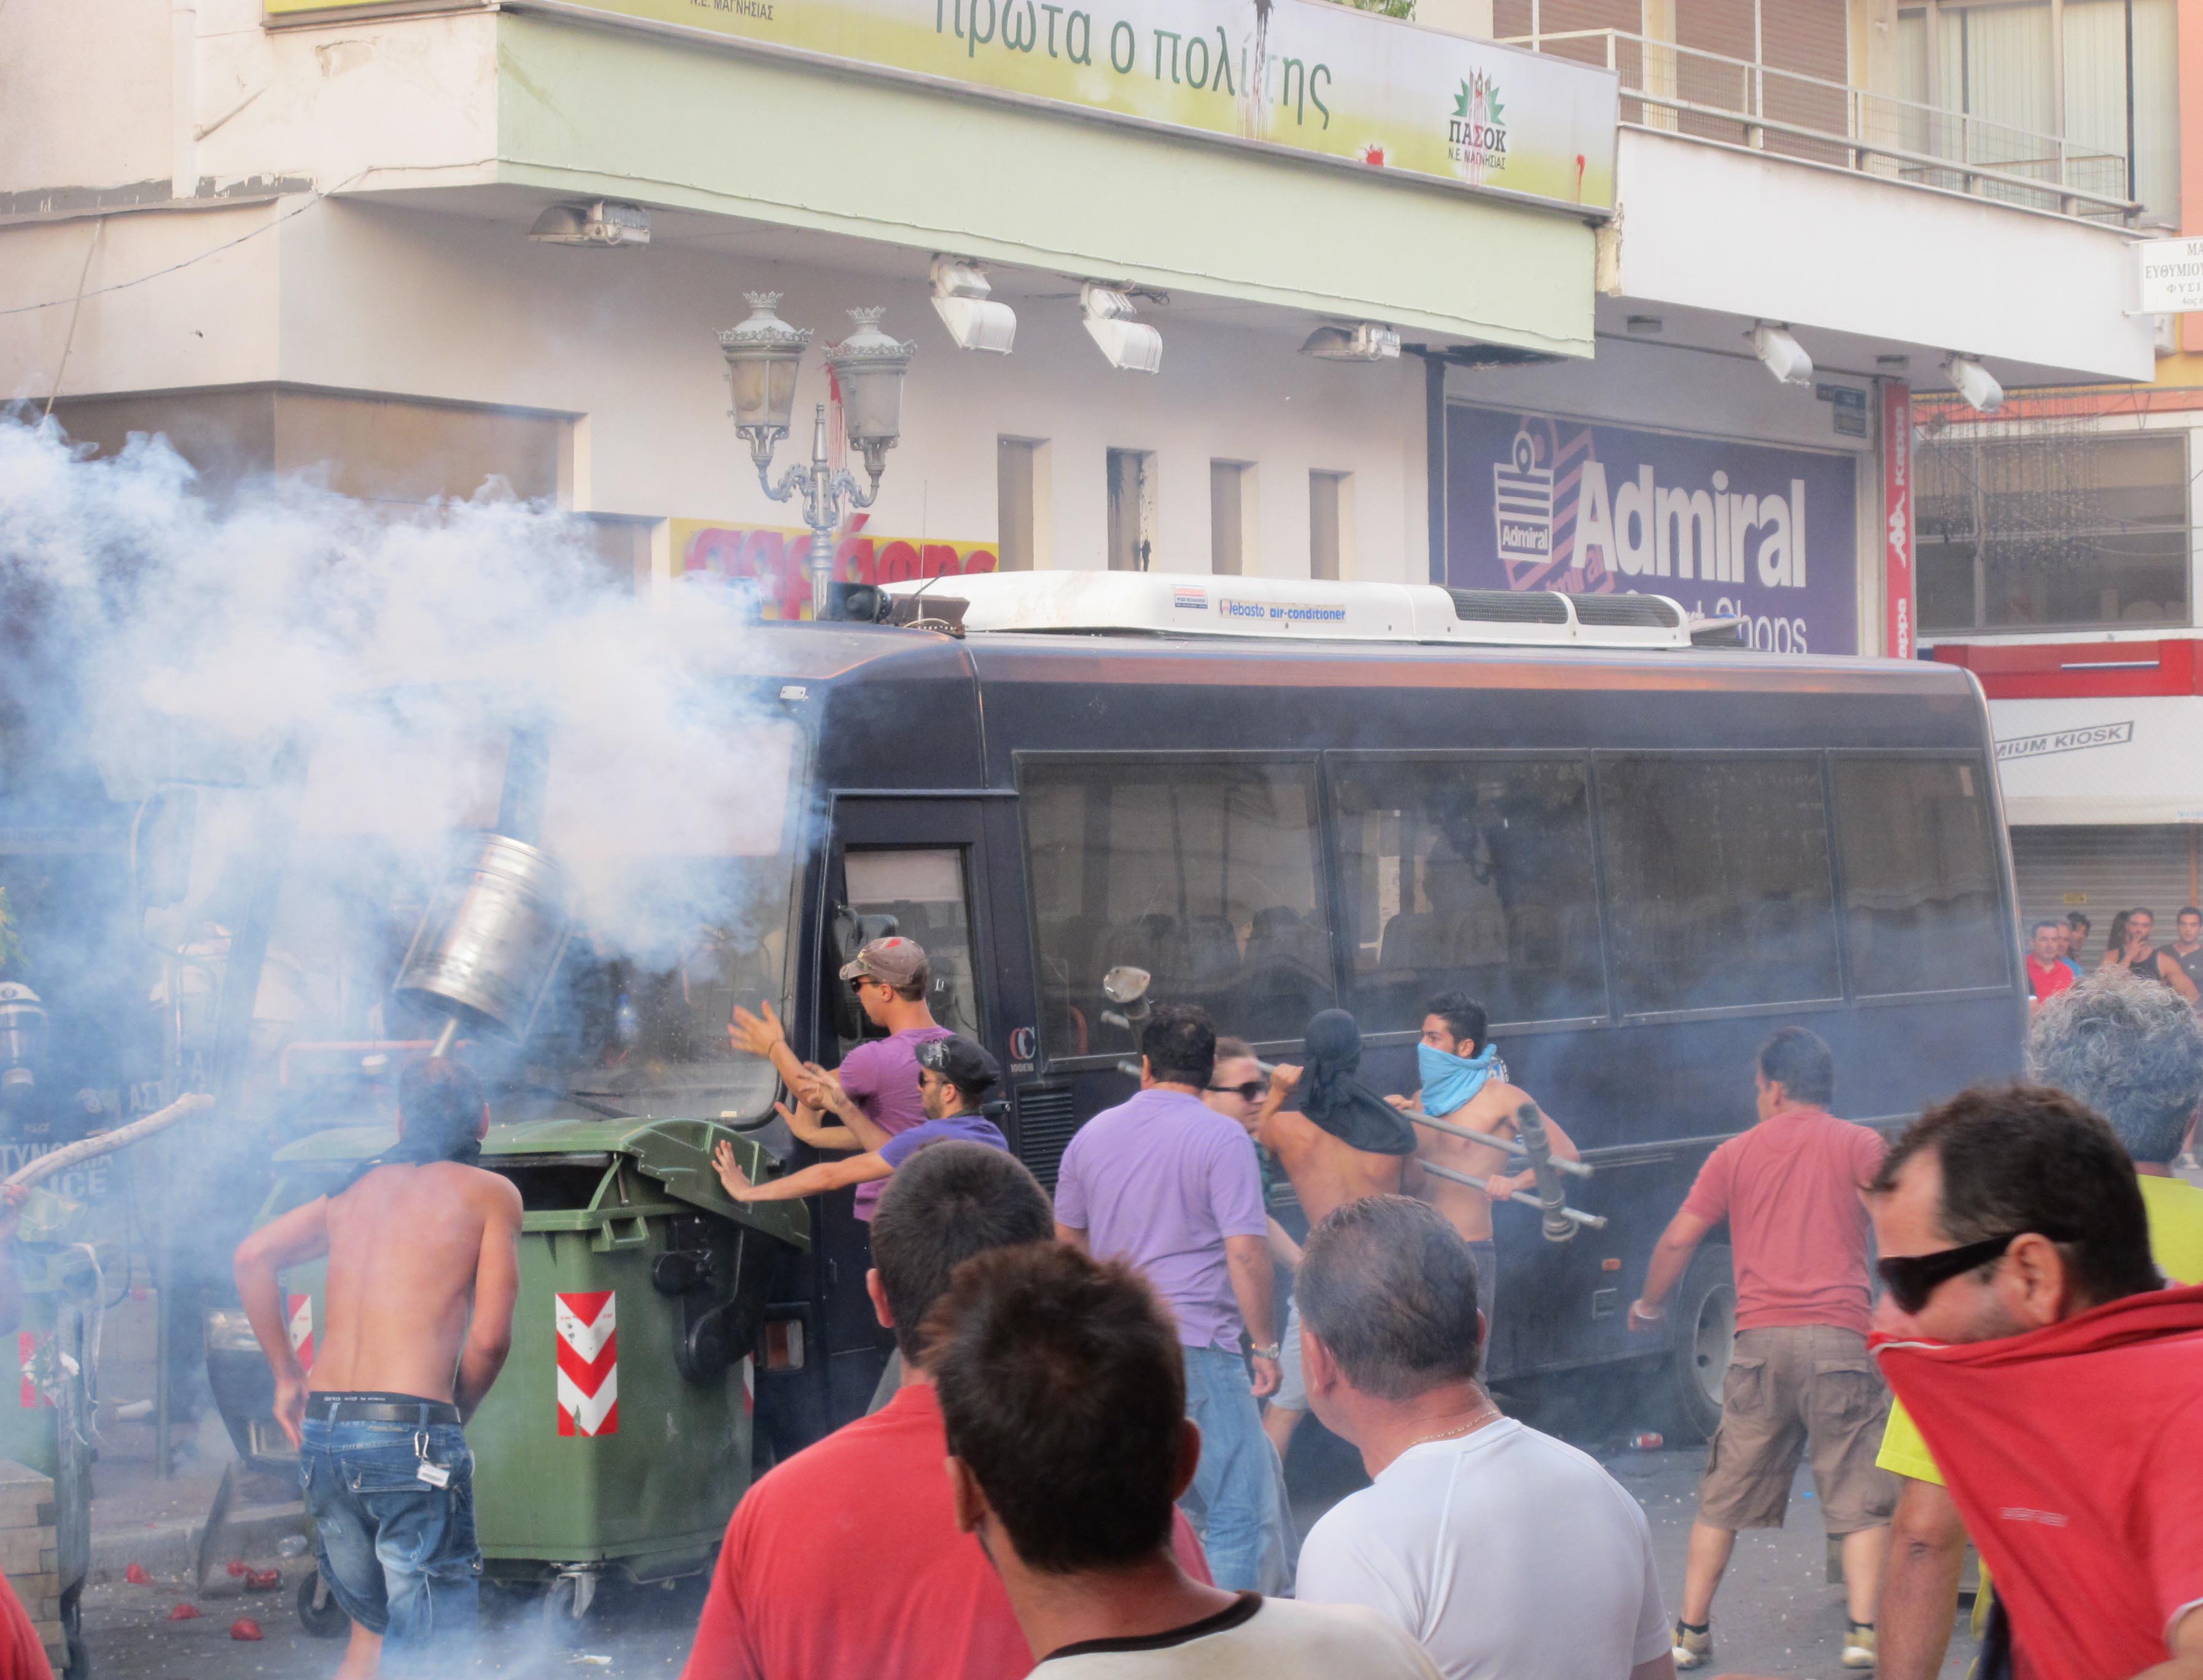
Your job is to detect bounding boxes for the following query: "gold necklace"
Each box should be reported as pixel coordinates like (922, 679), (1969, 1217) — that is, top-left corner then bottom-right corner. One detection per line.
(1399, 1403), (1502, 1453)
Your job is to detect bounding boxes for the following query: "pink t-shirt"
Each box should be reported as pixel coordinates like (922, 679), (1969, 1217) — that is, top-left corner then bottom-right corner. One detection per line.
(836, 1026), (954, 1221)
(1682, 1107), (1886, 1336)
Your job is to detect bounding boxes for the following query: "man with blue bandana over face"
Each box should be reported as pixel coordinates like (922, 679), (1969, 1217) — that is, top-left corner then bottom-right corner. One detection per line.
(1387, 992), (1580, 1323)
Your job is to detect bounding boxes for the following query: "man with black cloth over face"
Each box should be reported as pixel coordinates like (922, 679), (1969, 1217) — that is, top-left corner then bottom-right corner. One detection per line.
(1251, 1008), (1421, 1456)
(232, 1057), (522, 1680)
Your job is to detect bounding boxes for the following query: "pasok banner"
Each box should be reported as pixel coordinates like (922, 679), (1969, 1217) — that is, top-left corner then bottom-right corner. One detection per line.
(1446, 404), (1859, 655)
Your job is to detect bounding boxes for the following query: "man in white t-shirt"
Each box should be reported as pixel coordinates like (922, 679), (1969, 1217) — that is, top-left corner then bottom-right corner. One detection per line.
(931, 1241), (1440, 1680)
(1295, 1196), (1675, 1680)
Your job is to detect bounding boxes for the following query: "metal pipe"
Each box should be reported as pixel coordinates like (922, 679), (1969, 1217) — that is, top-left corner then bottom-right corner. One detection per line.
(1515, 1101), (1576, 1245)
(1402, 1107), (1595, 1178)
(1418, 1160), (1608, 1231)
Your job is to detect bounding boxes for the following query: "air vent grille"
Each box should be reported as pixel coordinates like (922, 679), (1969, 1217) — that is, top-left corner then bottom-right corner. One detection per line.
(1574, 595), (1681, 628)
(1012, 1085), (1081, 1188)
(1447, 588), (1570, 625)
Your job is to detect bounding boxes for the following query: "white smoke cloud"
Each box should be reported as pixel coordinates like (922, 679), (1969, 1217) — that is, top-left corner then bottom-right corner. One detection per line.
(0, 413), (797, 1059)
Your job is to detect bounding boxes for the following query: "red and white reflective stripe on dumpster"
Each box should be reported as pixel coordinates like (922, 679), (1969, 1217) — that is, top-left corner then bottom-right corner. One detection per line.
(554, 1291), (618, 1437)
(16, 1334), (42, 1409)
(287, 1294), (315, 1372)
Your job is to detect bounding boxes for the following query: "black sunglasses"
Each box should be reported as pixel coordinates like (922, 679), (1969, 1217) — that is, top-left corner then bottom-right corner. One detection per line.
(1876, 1232), (2036, 1315)
(1207, 1081), (1266, 1104)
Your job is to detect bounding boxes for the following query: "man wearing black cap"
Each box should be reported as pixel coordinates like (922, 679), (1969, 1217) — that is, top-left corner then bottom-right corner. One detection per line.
(713, 1034), (1010, 1207)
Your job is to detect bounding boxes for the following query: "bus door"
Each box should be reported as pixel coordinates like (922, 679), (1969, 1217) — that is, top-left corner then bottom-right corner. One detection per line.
(810, 796), (1000, 1420)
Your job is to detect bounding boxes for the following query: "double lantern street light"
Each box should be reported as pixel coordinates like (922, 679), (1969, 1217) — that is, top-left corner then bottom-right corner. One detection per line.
(718, 293), (916, 619)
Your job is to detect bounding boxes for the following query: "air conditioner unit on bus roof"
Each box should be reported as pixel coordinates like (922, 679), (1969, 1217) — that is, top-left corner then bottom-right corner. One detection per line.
(882, 572), (1705, 650)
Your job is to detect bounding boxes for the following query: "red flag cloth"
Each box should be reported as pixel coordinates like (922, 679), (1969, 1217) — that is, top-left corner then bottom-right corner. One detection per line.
(1874, 1284), (2203, 1680)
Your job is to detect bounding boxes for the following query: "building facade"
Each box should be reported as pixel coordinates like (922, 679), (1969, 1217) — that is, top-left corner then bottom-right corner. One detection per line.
(0, 0), (2158, 650)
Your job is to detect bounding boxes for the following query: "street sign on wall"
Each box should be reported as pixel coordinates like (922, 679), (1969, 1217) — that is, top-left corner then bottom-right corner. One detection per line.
(2136, 237), (2203, 314)
(263, 0), (1619, 214)
(1446, 403), (1859, 655)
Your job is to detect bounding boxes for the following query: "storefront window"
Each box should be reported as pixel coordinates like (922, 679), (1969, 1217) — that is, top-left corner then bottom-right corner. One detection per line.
(1917, 429), (2189, 634)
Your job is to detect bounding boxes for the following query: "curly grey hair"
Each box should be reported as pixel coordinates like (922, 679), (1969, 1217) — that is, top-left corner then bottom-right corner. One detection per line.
(2027, 967), (2203, 1165)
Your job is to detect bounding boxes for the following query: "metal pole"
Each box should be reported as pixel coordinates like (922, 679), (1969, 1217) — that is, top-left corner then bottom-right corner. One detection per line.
(1418, 1159), (1608, 1231)
(1402, 1107), (1595, 1178)
(2124, 0), (2139, 205)
(806, 404), (836, 621)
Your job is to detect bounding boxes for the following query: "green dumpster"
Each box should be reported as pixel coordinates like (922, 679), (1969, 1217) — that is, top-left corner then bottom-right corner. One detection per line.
(260, 1117), (806, 1626)
(0, 1224), (100, 1680)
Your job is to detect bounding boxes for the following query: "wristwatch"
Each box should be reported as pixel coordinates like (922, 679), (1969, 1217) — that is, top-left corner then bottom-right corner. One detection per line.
(1251, 1343), (1282, 1361)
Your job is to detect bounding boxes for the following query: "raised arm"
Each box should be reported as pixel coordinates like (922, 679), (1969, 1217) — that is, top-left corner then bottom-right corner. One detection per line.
(233, 1197), (334, 1448)
(456, 1178), (523, 1421)
(729, 1000), (808, 1094)
(774, 1097), (859, 1155)
(800, 1065), (893, 1154)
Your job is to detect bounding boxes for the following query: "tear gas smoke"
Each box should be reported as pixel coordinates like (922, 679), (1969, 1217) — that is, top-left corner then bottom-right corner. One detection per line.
(0, 413), (798, 1103)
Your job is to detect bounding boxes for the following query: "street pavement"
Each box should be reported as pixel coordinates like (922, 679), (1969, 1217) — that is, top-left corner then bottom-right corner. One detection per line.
(78, 1415), (1977, 1680)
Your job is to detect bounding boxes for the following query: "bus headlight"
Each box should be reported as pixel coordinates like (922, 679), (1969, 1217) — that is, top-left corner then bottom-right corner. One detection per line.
(203, 1309), (261, 1354)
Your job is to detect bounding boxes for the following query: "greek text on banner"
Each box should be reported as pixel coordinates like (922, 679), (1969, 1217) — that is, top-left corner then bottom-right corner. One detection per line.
(263, 0), (1618, 215)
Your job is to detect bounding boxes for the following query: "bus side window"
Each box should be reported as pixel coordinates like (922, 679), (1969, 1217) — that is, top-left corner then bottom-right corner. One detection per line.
(839, 849), (983, 1055)
(1020, 759), (1332, 1055)
(1831, 756), (2008, 995)
(1598, 754), (1841, 1016)
(1329, 756), (1605, 1034)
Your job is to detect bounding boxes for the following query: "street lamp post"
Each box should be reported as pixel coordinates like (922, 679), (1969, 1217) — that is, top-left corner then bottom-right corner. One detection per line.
(718, 294), (915, 619)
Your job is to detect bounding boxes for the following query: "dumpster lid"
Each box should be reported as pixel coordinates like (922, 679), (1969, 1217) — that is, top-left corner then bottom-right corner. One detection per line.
(273, 1118), (809, 1250)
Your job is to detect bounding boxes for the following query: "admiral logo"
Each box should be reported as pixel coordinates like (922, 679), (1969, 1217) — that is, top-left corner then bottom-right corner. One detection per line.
(1172, 586), (1210, 611)
(1448, 71), (1508, 181)
(1995, 721), (2134, 761)
(1493, 427), (1555, 566)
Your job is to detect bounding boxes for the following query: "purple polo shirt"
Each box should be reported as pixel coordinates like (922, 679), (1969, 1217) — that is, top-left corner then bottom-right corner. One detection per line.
(837, 1026), (954, 1221)
(1053, 1087), (1268, 1352)
(877, 1111), (1009, 1169)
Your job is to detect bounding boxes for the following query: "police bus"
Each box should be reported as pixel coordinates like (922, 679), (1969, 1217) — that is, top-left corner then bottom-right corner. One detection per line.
(198, 570), (2024, 1469)
(733, 572), (2023, 1452)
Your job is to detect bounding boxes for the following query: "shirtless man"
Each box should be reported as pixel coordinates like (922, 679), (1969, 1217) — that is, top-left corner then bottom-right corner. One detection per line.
(1249, 1009), (1421, 1456)
(233, 1057), (522, 1680)
(1391, 992), (1580, 1324)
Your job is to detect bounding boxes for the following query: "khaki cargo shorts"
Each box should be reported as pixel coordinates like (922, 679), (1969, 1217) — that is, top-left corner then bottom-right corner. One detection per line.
(1696, 1324), (1898, 1535)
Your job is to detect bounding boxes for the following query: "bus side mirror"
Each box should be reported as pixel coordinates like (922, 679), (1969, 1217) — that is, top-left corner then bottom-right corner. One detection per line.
(131, 787), (199, 917)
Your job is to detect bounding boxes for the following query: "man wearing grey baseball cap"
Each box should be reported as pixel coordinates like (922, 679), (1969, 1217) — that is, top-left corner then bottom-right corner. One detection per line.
(729, 936), (954, 1225)
(713, 1031), (1009, 1205)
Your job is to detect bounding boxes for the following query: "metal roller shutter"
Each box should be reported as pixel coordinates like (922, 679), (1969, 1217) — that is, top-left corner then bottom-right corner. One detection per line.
(2008, 825), (2202, 964)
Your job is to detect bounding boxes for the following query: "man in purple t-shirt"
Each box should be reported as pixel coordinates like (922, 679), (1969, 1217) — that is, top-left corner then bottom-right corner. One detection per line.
(713, 1035), (1009, 1206)
(1052, 1002), (1288, 1595)
(729, 936), (954, 1223)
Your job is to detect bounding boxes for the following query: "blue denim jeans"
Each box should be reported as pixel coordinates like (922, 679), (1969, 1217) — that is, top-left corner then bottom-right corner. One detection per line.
(301, 1413), (479, 1672)
(1179, 1345), (1293, 1594)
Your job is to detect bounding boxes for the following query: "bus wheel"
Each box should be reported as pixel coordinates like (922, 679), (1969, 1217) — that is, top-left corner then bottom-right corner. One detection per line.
(1657, 1243), (1735, 1444)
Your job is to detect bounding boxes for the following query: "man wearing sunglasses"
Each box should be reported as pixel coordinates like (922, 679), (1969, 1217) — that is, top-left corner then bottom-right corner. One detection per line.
(1875, 969), (2203, 1680)
(729, 936), (952, 1226)
(1868, 1083), (2203, 1680)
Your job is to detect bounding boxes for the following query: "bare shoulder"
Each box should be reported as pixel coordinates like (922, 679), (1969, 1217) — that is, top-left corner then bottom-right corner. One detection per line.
(457, 1164), (523, 1218)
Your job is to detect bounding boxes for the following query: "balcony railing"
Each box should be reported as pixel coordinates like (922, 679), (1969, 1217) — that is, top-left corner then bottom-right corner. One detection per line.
(1502, 29), (2139, 226)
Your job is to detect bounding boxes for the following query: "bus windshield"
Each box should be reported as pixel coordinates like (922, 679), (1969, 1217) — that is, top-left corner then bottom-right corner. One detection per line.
(242, 694), (807, 1130)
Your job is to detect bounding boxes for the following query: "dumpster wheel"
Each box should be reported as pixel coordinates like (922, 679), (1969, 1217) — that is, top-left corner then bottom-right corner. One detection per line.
(543, 1571), (599, 1637)
(297, 1570), (351, 1640)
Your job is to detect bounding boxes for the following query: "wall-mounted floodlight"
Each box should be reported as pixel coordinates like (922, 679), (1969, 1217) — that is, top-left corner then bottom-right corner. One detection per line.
(528, 200), (651, 249)
(1752, 322), (1814, 386)
(1081, 284), (1162, 375)
(1944, 354), (2005, 414)
(1301, 322), (1402, 362)
(931, 255), (1017, 354)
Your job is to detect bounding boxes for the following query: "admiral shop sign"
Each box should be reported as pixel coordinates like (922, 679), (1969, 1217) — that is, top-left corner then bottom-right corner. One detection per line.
(1448, 404), (1860, 656)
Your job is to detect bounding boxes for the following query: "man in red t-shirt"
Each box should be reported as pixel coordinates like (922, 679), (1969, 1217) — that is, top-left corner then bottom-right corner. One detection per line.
(1629, 1027), (1895, 1674)
(2025, 920), (2077, 1010)
(680, 1143), (1210, 1680)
